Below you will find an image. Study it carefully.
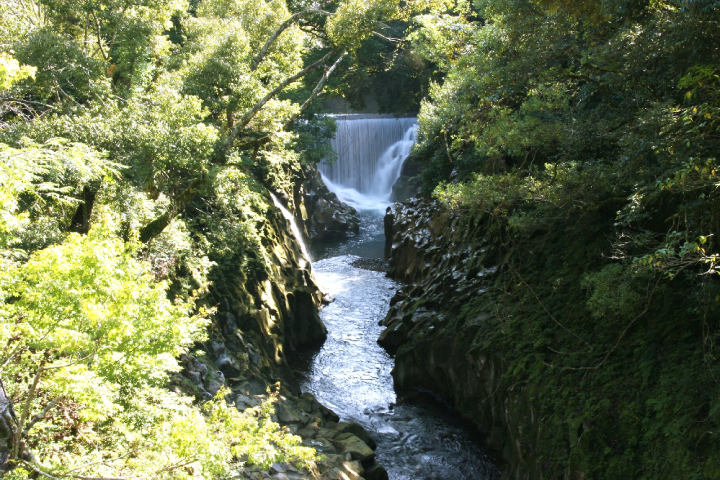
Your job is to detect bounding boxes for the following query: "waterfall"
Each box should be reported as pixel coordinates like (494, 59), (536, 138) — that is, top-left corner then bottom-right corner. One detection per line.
(319, 115), (417, 211)
(270, 193), (312, 263)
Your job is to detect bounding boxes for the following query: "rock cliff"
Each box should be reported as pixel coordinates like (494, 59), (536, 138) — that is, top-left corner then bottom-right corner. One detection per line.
(168, 165), (384, 480)
(380, 193), (720, 480)
(298, 165), (360, 243)
(379, 199), (540, 480)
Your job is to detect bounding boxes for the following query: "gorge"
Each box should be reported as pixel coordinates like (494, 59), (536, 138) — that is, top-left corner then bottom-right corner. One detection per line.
(2, 1), (718, 479)
(299, 115), (498, 480)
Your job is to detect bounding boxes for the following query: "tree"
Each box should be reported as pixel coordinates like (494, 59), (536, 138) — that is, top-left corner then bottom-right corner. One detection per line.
(406, 0), (720, 476)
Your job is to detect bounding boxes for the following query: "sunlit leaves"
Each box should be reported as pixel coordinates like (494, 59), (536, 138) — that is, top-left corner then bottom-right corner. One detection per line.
(205, 388), (317, 471)
(0, 218), (223, 477)
(408, 13), (474, 69)
(327, 0), (402, 50)
(13, 28), (110, 104)
(0, 0), (356, 477)
(7, 220), (207, 378)
(0, 138), (117, 251)
(184, 0), (305, 120)
(0, 53), (36, 91)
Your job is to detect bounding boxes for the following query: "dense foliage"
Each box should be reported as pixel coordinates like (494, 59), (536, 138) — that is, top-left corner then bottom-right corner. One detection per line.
(5, 0), (717, 476)
(0, 0), (461, 476)
(407, 0), (720, 477)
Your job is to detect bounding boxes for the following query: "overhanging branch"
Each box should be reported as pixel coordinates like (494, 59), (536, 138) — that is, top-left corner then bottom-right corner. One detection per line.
(139, 176), (206, 244)
(251, 9), (334, 71)
(223, 49), (335, 151)
(283, 52), (347, 131)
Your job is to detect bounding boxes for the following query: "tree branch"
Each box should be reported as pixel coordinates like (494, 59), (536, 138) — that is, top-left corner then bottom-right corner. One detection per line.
(20, 460), (58, 479)
(298, 26), (326, 40)
(23, 396), (62, 437)
(71, 475), (127, 480)
(90, 9), (108, 61)
(139, 176), (206, 243)
(0, 344), (27, 375)
(61, 448), (141, 477)
(251, 9), (333, 71)
(14, 364), (43, 460)
(153, 457), (199, 475)
(283, 52), (346, 131)
(223, 49), (335, 151)
(21, 460), (128, 480)
(372, 31), (403, 42)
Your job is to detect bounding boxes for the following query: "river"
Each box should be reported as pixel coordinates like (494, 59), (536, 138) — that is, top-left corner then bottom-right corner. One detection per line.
(292, 209), (498, 480)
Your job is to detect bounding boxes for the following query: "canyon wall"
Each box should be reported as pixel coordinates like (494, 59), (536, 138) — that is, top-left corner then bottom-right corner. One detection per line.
(380, 195), (720, 480)
(379, 199), (542, 480)
(171, 165), (383, 480)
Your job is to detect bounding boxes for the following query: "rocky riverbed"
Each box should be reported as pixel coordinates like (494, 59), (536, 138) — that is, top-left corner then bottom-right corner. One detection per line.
(284, 205), (497, 480)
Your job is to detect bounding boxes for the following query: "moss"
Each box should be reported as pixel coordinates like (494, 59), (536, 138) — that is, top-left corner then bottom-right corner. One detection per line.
(704, 454), (720, 479)
(390, 198), (720, 479)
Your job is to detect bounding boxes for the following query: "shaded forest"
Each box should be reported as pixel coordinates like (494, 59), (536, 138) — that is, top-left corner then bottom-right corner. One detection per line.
(392, 0), (720, 478)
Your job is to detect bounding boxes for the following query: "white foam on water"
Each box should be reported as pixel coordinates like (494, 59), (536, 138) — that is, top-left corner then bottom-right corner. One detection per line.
(321, 174), (390, 212)
(319, 116), (417, 210)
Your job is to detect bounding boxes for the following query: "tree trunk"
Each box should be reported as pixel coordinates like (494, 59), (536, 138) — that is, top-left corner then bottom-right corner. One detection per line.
(139, 177), (205, 244)
(0, 378), (33, 472)
(68, 186), (98, 234)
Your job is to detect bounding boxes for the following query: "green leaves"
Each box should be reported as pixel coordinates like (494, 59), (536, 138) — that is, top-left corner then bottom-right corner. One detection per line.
(3, 216), (207, 379)
(0, 52), (36, 91)
(0, 217), (218, 477)
(13, 28), (110, 104)
(327, 0), (401, 50)
(204, 388), (317, 471)
(0, 138), (118, 252)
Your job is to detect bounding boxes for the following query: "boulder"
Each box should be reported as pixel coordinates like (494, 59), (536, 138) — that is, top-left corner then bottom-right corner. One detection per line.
(362, 462), (389, 480)
(332, 433), (375, 462)
(328, 422), (377, 450)
(301, 165), (360, 242)
(376, 320), (409, 354)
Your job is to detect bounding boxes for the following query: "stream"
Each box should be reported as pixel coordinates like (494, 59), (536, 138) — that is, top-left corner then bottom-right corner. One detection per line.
(293, 209), (498, 480)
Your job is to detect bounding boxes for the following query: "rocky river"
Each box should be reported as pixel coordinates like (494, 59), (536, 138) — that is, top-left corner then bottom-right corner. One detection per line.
(293, 209), (498, 480)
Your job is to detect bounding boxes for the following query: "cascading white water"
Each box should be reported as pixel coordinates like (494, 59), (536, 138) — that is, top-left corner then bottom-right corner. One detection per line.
(270, 193), (312, 263)
(319, 115), (417, 211)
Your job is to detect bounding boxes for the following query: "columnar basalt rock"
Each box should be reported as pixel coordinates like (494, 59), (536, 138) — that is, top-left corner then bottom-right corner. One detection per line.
(380, 199), (541, 480)
(389, 155), (423, 202)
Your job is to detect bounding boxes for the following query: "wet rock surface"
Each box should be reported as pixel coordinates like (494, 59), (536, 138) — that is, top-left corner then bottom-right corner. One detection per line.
(389, 156), (422, 202)
(350, 257), (388, 272)
(381, 199), (540, 480)
(300, 165), (361, 243)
